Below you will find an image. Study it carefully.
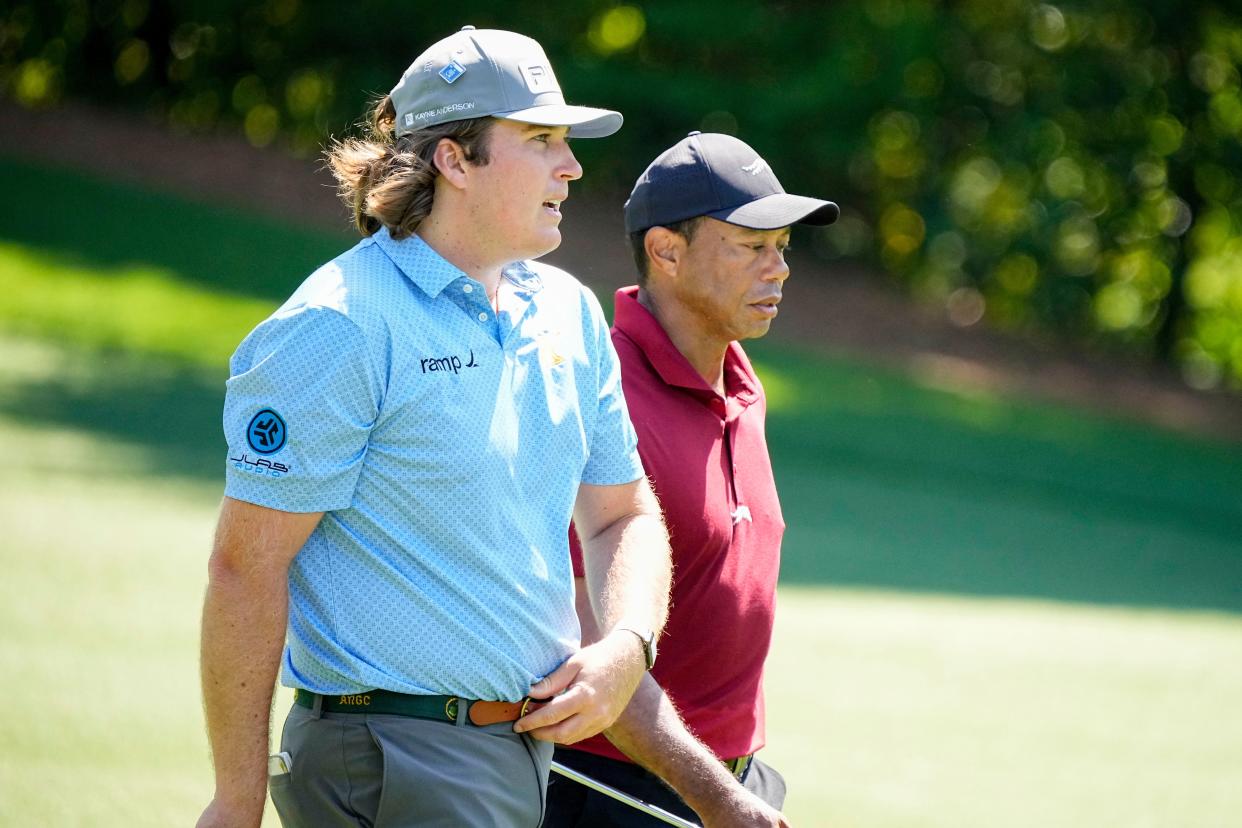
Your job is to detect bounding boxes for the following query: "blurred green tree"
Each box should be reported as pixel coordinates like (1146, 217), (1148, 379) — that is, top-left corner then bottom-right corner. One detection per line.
(3, 0), (1241, 389)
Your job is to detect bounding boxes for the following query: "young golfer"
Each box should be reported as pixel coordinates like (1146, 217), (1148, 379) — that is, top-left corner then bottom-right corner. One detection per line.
(538, 132), (839, 827)
(198, 26), (671, 828)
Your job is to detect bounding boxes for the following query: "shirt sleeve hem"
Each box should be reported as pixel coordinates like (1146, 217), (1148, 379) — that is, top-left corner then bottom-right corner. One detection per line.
(578, 457), (645, 488)
(223, 480), (353, 514)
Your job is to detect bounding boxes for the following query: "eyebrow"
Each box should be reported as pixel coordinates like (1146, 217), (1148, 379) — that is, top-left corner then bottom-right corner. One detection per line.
(519, 123), (565, 134)
(736, 229), (792, 242)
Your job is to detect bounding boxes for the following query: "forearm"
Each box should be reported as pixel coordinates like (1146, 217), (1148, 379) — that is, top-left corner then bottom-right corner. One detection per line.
(198, 498), (319, 826)
(579, 502), (671, 636)
(604, 675), (745, 819)
(514, 488), (670, 744)
(199, 559), (289, 820)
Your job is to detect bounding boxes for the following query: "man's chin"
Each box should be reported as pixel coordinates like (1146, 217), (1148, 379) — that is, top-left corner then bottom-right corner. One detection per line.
(521, 232), (562, 262)
(740, 321), (774, 341)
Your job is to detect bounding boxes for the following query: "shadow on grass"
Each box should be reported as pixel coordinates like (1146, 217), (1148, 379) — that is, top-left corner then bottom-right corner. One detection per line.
(753, 343), (1242, 614)
(0, 344), (226, 485)
(774, 442), (1242, 614)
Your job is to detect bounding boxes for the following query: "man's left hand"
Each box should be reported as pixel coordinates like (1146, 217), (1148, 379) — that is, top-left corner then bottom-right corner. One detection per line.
(697, 788), (793, 828)
(513, 628), (646, 743)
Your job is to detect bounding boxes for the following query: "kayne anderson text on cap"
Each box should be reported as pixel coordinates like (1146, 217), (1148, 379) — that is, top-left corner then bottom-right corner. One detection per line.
(413, 102), (478, 123)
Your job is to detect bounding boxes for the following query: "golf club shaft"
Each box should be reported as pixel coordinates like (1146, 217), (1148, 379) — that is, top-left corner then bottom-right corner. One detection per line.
(550, 760), (702, 828)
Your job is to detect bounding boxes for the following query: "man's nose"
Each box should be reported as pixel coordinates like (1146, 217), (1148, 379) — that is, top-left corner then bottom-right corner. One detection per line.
(765, 249), (790, 282)
(557, 143), (583, 181)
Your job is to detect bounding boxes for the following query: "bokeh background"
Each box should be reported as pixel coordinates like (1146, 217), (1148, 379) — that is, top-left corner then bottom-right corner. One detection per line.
(1, 2), (1241, 827)
(10, 0), (1242, 387)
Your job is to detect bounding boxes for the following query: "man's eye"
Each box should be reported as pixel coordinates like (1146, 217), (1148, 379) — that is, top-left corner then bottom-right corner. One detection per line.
(533, 133), (551, 143)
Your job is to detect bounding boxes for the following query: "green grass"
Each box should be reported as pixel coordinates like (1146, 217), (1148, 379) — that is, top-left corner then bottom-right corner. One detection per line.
(1, 345), (1239, 826)
(0, 239), (277, 369)
(0, 436), (217, 825)
(0, 156), (347, 302)
(2, 156), (1242, 826)
(765, 588), (1242, 828)
(749, 343), (1242, 612)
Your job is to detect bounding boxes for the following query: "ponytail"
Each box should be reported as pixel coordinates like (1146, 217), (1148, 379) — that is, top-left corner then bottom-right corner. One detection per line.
(325, 96), (493, 239)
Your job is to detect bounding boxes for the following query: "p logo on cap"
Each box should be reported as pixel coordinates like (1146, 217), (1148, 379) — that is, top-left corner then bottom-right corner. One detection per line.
(519, 61), (554, 92)
(388, 27), (622, 139)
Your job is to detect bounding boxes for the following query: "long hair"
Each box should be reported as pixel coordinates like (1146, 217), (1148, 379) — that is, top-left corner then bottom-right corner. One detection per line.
(325, 96), (493, 239)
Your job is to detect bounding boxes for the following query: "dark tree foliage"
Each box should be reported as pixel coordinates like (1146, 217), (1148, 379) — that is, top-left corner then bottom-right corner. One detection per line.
(3, 0), (1241, 388)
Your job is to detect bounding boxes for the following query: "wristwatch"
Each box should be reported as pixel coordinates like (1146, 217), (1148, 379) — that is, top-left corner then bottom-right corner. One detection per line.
(617, 626), (658, 671)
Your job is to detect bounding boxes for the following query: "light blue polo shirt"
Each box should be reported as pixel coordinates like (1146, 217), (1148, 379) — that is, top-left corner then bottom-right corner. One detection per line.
(223, 227), (643, 701)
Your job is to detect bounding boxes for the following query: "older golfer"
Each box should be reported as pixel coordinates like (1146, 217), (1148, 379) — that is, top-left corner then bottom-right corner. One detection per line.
(536, 131), (839, 827)
(198, 26), (671, 828)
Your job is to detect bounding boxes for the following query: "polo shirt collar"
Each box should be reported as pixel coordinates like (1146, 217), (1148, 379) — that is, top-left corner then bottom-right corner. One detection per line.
(613, 286), (760, 407)
(501, 260), (544, 293)
(371, 226), (542, 297)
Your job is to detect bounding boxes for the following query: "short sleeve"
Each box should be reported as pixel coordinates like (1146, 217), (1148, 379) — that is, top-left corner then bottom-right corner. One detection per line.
(579, 289), (644, 486)
(223, 306), (383, 512)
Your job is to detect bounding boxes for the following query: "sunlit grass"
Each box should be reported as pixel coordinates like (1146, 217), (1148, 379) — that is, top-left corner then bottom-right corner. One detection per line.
(765, 588), (1242, 828)
(0, 399), (289, 827)
(0, 407), (215, 826)
(0, 240), (276, 370)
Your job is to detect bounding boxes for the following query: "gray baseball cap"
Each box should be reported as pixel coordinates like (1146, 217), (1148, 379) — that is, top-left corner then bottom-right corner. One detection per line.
(625, 131), (840, 233)
(390, 26), (622, 139)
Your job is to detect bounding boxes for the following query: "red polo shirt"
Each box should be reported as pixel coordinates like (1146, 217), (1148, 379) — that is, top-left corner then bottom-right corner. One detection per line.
(570, 286), (785, 763)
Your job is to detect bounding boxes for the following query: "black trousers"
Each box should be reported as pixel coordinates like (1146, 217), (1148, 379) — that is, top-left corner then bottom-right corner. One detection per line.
(543, 747), (787, 827)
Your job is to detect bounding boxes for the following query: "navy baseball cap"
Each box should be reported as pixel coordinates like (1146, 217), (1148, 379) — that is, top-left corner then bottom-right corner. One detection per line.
(624, 132), (839, 234)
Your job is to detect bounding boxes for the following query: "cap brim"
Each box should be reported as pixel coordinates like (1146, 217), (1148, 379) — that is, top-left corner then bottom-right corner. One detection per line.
(498, 104), (623, 138)
(709, 193), (840, 229)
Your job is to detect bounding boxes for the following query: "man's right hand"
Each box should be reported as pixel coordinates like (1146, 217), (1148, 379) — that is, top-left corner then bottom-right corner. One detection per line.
(513, 627), (647, 744)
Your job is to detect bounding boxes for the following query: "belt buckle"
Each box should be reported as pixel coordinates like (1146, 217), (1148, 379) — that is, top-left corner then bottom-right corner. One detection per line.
(444, 696), (459, 722)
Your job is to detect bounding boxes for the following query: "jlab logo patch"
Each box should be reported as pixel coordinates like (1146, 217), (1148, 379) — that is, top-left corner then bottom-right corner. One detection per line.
(247, 408), (287, 455)
(439, 60), (466, 84)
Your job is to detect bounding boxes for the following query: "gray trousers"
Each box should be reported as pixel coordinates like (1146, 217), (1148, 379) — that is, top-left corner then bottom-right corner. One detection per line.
(269, 701), (553, 827)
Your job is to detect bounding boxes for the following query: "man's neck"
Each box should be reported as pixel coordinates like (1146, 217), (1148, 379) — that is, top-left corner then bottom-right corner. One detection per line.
(636, 288), (729, 396)
(416, 212), (505, 294)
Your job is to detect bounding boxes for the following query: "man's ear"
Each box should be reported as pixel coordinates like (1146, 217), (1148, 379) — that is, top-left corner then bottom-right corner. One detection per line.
(432, 138), (470, 190)
(644, 227), (686, 279)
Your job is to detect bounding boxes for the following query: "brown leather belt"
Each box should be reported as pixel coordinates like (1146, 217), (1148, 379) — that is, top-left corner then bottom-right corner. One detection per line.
(294, 688), (547, 726)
